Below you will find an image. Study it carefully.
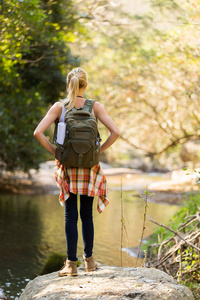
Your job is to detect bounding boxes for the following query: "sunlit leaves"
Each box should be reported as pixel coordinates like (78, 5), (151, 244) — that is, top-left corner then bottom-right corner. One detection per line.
(78, 0), (200, 161)
(0, 0), (80, 171)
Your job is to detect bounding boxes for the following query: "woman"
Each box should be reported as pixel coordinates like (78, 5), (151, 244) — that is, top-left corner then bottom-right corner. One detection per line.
(34, 67), (120, 276)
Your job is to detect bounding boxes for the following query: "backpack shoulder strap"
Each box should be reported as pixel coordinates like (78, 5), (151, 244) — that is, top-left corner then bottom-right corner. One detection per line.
(84, 99), (95, 113)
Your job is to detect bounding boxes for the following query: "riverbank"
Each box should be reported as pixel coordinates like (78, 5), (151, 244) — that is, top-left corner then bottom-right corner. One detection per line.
(0, 160), (198, 204)
(0, 161), (198, 300)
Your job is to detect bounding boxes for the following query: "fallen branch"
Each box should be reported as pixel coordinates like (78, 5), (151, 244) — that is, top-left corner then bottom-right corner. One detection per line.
(146, 212), (200, 283)
(148, 217), (200, 253)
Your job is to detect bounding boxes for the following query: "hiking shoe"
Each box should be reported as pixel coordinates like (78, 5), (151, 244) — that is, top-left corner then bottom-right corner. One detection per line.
(58, 260), (77, 277)
(83, 255), (98, 272)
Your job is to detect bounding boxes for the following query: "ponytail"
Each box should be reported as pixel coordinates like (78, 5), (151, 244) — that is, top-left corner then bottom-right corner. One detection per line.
(63, 67), (87, 111)
(65, 76), (79, 111)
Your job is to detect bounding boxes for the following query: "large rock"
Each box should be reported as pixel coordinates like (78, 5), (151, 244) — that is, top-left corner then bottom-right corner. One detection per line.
(180, 140), (200, 163)
(19, 265), (194, 300)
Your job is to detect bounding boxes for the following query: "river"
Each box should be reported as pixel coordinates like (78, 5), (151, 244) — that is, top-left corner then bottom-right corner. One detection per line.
(0, 180), (179, 299)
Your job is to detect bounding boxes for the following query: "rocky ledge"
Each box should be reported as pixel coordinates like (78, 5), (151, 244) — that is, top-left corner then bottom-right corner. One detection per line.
(19, 265), (194, 300)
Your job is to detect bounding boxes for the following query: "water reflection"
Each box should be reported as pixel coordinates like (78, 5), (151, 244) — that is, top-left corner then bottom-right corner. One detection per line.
(0, 191), (178, 299)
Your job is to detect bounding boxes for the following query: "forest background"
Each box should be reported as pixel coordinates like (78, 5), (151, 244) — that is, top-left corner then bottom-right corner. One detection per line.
(0, 0), (199, 173)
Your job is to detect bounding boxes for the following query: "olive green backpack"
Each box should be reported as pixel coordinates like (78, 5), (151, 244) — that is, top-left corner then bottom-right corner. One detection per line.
(54, 99), (101, 168)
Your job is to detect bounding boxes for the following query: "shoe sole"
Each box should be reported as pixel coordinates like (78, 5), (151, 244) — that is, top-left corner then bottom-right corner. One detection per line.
(86, 266), (98, 272)
(58, 273), (78, 277)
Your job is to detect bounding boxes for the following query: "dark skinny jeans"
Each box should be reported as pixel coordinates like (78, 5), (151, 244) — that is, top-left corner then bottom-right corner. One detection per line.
(65, 192), (94, 261)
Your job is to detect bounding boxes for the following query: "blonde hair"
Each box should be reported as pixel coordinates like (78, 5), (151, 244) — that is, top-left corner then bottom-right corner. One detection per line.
(63, 67), (87, 111)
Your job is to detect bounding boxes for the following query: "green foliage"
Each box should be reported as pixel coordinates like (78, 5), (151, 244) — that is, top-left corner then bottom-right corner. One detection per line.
(172, 193), (200, 221)
(0, 0), (80, 171)
(183, 168), (200, 183)
(39, 252), (66, 275)
(1, 0), (200, 171)
(147, 193), (200, 245)
(178, 246), (200, 298)
(180, 280), (200, 300)
(145, 192), (200, 297)
(0, 93), (47, 172)
(40, 252), (81, 275)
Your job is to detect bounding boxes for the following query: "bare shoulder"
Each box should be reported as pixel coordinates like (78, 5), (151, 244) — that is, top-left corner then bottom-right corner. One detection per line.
(52, 101), (63, 110)
(93, 101), (107, 117)
(47, 101), (63, 118)
(93, 101), (119, 135)
(94, 101), (104, 109)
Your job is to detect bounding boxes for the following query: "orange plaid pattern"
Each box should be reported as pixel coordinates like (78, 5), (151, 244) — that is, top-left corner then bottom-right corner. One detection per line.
(55, 159), (109, 213)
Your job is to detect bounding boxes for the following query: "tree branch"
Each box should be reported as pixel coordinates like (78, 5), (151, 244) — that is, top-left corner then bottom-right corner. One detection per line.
(148, 216), (200, 253)
(154, 135), (200, 156)
(0, 54), (54, 64)
(120, 136), (153, 154)
(120, 134), (200, 157)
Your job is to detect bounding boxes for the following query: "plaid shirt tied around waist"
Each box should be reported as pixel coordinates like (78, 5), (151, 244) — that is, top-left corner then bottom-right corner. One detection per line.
(55, 159), (109, 213)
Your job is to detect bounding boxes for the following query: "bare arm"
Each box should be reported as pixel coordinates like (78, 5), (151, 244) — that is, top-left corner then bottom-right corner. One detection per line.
(34, 102), (62, 156)
(94, 102), (120, 153)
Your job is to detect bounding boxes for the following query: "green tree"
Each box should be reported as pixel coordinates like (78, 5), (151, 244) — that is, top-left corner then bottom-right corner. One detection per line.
(76, 0), (200, 166)
(0, 0), (80, 172)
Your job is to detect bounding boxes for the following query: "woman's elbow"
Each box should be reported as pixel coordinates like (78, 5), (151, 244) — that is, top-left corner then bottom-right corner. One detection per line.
(114, 128), (120, 138)
(33, 128), (40, 139)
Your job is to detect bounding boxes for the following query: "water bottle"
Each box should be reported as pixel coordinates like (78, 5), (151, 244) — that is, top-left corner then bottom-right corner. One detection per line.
(56, 122), (66, 145)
